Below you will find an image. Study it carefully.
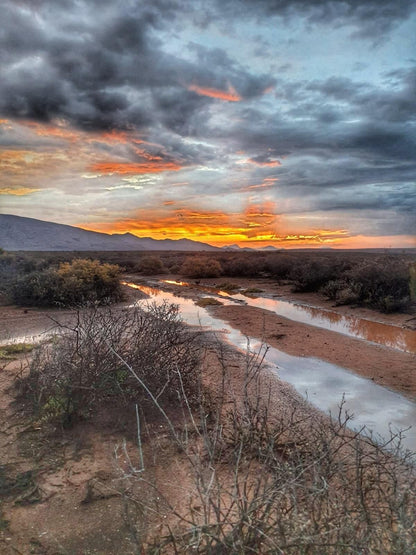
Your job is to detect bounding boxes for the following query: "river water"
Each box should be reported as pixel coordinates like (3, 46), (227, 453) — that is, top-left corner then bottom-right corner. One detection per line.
(126, 281), (416, 452)
(160, 280), (416, 354)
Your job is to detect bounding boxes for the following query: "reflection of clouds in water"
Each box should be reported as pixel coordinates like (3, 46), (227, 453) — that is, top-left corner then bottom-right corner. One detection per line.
(235, 295), (415, 354)
(156, 280), (415, 353)
(125, 281), (416, 452)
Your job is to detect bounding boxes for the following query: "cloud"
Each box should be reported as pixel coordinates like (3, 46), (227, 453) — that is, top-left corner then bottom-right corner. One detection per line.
(188, 83), (241, 101)
(90, 161), (182, 175)
(210, 0), (416, 37)
(0, 0), (274, 140)
(0, 0), (414, 246)
(246, 156), (282, 167)
(0, 187), (41, 196)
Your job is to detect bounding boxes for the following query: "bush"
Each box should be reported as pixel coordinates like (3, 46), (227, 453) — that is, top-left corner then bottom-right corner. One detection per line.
(291, 259), (338, 292)
(410, 262), (416, 301)
(11, 259), (123, 307)
(181, 256), (223, 278)
(119, 342), (416, 554)
(136, 255), (165, 275)
(346, 258), (410, 312)
(221, 254), (267, 277)
(322, 279), (360, 305)
(18, 303), (199, 427)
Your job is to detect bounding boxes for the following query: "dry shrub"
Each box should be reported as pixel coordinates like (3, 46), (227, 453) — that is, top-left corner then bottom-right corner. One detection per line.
(181, 257), (223, 278)
(136, 255), (165, 275)
(17, 303), (200, 427)
(118, 344), (416, 554)
(322, 258), (412, 312)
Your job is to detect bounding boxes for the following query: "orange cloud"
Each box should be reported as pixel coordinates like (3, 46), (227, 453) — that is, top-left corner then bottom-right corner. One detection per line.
(240, 178), (279, 192)
(133, 146), (164, 162)
(328, 234), (416, 250)
(188, 83), (241, 101)
(90, 161), (182, 175)
(0, 187), (41, 196)
(79, 202), (282, 246)
(78, 199), (370, 249)
(1, 150), (62, 176)
(98, 130), (131, 144)
(23, 121), (79, 142)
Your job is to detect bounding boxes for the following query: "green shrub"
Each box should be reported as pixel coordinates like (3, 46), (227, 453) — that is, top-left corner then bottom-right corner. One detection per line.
(346, 258), (410, 312)
(12, 259), (123, 307)
(291, 260), (338, 292)
(221, 254), (268, 277)
(0, 343), (35, 360)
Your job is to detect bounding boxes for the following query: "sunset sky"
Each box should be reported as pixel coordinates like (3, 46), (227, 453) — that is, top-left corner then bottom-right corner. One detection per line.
(0, 0), (415, 248)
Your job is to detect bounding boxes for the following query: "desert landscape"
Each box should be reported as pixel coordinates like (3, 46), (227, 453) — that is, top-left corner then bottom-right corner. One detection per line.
(1, 0), (415, 551)
(0, 249), (415, 553)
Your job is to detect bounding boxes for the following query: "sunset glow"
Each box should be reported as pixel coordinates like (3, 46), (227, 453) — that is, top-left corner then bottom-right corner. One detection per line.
(77, 204), (355, 248)
(90, 161), (182, 175)
(188, 83), (241, 101)
(0, 0), (414, 250)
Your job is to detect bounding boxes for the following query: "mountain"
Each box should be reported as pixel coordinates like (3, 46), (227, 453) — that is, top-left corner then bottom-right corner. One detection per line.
(221, 244), (242, 251)
(0, 214), (218, 251)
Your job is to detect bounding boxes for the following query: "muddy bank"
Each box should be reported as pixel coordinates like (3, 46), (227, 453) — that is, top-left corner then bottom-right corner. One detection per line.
(143, 275), (416, 399)
(191, 276), (416, 330)
(0, 285), (146, 344)
(0, 321), (323, 554)
(209, 303), (416, 399)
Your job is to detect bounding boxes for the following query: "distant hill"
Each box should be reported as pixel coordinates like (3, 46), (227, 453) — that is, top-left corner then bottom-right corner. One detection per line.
(0, 214), (218, 251)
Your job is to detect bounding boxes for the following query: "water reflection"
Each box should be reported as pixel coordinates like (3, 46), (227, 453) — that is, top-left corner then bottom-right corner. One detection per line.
(242, 296), (416, 354)
(124, 281), (416, 452)
(162, 279), (234, 298)
(158, 280), (416, 354)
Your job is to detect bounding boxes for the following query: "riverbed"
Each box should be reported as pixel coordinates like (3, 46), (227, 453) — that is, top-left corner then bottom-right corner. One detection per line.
(124, 280), (416, 452)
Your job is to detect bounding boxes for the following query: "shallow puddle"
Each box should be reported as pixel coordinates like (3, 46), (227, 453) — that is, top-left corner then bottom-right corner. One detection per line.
(127, 281), (416, 452)
(160, 279), (416, 354)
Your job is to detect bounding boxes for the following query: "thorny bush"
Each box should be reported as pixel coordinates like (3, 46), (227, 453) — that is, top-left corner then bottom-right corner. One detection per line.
(18, 302), (200, 427)
(118, 344), (416, 554)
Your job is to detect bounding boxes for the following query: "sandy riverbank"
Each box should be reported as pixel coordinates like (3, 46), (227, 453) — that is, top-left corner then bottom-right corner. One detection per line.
(140, 275), (416, 399)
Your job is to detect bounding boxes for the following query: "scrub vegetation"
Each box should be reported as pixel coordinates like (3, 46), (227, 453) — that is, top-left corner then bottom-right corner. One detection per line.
(1, 248), (414, 312)
(17, 304), (199, 428)
(13, 303), (416, 553)
(0, 254), (123, 307)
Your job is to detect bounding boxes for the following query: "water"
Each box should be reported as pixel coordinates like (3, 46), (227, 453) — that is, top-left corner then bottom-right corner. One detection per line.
(160, 280), (416, 354)
(126, 281), (416, 452)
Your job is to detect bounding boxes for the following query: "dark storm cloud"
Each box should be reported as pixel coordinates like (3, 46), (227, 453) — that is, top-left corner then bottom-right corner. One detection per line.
(319, 188), (416, 214)
(306, 69), (416, 124)
(152, 89), (211, 136)
(0, 0), (274, 139)
(210, 0), (416, 36)
(216, 66), (416, 165)
(206, 61), (416, 218)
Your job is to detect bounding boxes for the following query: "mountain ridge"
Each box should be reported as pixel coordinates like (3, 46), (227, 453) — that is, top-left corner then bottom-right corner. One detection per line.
(0, 214), (218, 251)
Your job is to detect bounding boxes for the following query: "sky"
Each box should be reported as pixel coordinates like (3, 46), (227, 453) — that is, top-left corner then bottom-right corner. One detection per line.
(0, 0), (415, 249)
